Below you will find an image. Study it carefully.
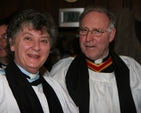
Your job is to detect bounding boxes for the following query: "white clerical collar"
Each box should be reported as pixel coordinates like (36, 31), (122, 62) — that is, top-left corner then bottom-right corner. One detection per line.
(1, 64), (7, 69)
(94, 51), (109, 64)
(94, 59), (103, 64)
(15, 61), (39, 80)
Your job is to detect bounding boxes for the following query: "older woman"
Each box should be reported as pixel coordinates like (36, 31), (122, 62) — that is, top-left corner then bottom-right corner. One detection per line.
(0, 9), (79, 113)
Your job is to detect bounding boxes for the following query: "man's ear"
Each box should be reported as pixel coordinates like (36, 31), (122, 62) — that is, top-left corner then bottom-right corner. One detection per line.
(109, 28), (116, 42)
(9, 38), (14, 52)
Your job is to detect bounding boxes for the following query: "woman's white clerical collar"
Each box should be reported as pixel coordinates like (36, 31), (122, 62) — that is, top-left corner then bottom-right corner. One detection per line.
(15, 61), (39, 79)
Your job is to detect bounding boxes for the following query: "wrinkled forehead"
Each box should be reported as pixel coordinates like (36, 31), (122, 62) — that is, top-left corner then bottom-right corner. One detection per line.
(86, 11), (109, 21)
(81, 11), (110, 28)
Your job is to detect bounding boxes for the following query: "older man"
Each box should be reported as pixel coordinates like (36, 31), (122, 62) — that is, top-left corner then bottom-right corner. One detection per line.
(49, 5), (141, 113)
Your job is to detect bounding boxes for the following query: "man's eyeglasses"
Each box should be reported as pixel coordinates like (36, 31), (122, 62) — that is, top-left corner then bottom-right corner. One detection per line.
(0, 35), (7, 42)
(78, 28), (112, 37)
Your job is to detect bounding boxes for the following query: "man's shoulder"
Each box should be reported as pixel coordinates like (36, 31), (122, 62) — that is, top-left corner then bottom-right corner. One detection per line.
(120, 55), (138, 63)
(49, 57), (74, 80)
(53, 57), (74, 68)
(119, 55), (141, 68)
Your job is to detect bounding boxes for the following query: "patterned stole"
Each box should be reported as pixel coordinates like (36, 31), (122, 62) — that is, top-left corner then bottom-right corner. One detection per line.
(86, 56), (113, 72)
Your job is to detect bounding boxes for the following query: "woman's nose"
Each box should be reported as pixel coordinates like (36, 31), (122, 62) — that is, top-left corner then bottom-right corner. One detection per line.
(32, 41), (40, 51)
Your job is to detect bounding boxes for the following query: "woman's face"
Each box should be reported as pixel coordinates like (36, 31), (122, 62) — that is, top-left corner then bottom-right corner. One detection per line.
(10, 26), (50, 74)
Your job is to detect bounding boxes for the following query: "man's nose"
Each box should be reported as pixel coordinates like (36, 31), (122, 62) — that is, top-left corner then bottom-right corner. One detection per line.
(86, 31), (94, 41)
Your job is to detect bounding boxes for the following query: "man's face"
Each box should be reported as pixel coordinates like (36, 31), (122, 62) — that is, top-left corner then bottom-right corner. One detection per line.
(0, 25), (8, 58)
(79, 11), (116, 60)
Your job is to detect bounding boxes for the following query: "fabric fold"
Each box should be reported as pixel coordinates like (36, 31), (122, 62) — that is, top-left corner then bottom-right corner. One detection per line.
(5, 61), (63, 113)
(66, 49), (136, 113)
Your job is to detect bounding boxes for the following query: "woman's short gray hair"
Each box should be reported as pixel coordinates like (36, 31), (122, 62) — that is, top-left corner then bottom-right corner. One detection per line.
(7, 9), (58, 48)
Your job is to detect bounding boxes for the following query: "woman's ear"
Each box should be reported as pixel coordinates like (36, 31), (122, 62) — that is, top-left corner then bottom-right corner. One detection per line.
(9, 38), (14, 52)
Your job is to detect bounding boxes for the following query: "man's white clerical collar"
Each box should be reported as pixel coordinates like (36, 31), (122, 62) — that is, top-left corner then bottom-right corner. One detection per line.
(94, 51), (109, 64)
(94, 59), (103, 64)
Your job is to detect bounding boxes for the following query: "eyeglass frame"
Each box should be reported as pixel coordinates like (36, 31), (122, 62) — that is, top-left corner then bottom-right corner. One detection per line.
(78, 27), (113, 37)
(0, 34), (7, 42)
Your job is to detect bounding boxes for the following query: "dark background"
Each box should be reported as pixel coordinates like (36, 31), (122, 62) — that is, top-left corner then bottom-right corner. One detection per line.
(0, 0), (141, 27)
(0, 0), (141, 69)
(0, 0), (141, 35)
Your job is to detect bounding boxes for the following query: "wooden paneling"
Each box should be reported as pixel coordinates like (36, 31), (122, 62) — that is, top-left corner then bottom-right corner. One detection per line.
(132, 0), (141, 21)
(108, 0), (123, 16)
(0, 0), (140, 30)
(94, 0), (109, 8)
(0, 0), (8, 18)
(22, 0), (38, 9)
(123, 0), (132, 8)
(0, 0), (19, 19)
(59, 0), (73, 8)
(85, 0), (94, 6)
(50, 0), (59, 25)
(71, 0), (86, 8)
